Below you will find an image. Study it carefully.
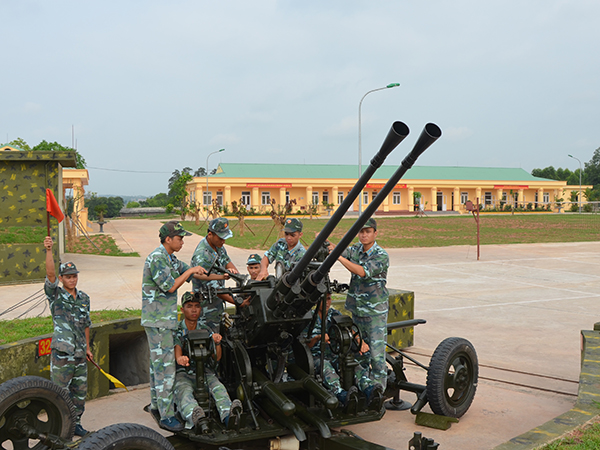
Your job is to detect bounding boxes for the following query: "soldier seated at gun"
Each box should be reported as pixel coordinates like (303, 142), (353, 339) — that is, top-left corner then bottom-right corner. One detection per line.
(305, 293), (384, 407)
(257, 218), (306, 280)
(174, 291), (242, 428)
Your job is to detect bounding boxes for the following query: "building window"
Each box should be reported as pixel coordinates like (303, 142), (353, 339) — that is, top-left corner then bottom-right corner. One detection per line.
(502, 192), (507, 202)
(241, 191), (250, 206)
(543, 193), (549, 203)
(363, 192), (369, 204)
(262, 192), (271, 205)
(312, 192), (319, 205)
(372, 191), (378, 202)
(203, 191), (212, 206)
(216, 191), (223, 206)
(393, 191), (401, 204)
(484, 192), (492, 206)
(286, 191), (290, 204)
(338, 192), (344, 204)
(322, 191), (329, 204)
(461, 192), (468, 204)
(190, 191), (195, 202)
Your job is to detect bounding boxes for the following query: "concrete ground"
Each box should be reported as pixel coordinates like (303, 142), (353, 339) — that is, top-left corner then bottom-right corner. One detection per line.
(1, 218), (599, 449)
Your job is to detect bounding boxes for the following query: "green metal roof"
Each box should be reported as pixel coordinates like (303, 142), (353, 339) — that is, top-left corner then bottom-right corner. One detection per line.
(213, 163), (551, 182)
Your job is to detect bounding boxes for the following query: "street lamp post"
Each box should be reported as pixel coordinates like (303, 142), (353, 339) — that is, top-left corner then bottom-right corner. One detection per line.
(206, 148), (225, 208)
(358, 83), (400, 214)
(568, 154), (582, 213)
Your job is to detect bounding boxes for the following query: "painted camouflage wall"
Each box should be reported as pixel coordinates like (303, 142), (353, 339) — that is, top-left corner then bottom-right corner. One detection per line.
(0, 150), (76, 285)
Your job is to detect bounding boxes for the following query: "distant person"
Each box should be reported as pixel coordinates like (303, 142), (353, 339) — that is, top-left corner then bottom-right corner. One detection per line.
(141, 221), (206, 432)
(329, 217), (389, 400)
(191, 218), (240, 331)
(174, 292), (242, 428)
(246, 253), (262, 280)
(257, 218), (306, 280)
(43, 236), (93, 437)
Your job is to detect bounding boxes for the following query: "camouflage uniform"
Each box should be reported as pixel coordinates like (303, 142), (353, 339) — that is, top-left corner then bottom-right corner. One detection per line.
(191, 238), (231, 331)
(142, 244), (193, 419)
(44, 277), (91, 424)
(342, 241), (389, 389)
(264, 239), (306, 271)
(304, 307), (343, 395)
(173, 319), (232, 426)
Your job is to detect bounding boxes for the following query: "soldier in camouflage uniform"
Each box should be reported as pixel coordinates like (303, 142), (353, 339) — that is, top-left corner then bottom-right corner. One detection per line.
(191, 218), (240, 332)
(142, 221), (206, 432)
(257, 218), (306, 280)
(330, 217), (389, 399)
(43, 236), (93, 437)
(303, 293), (359, 406)
(174, 291), (242, 428)
(246, 253), (262, 280)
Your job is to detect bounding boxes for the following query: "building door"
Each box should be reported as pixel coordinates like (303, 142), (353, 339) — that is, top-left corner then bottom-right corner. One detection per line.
(437, 192), (443, 211)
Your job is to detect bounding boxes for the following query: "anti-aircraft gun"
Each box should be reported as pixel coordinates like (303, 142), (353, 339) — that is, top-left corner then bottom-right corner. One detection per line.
(0, 122), (477, 450)
(171, 121), (479, 449)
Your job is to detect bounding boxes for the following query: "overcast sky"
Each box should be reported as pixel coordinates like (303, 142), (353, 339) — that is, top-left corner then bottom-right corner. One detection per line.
(2, 1), (599, 197)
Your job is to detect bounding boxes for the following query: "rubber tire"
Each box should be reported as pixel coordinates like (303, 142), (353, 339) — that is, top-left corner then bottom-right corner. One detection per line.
(77, 423), (175, 450)
(426, 337), (478, 418)
(0, 376), (75, 449)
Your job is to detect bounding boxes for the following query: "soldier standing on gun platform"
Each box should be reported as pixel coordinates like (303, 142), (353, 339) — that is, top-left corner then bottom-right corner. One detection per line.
(142, 221), (207, 432)
(43, 236), (93, 437)
(191, 218), (240, 331)
(329, 217), (389, 399)
(257, 218), (306, 280)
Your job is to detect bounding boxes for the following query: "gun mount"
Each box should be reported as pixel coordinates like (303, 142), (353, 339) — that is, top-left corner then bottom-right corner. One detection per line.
(0, 122), (477, 450)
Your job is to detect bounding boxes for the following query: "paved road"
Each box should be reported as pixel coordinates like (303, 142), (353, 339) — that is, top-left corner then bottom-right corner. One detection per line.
(2, 218), (599, 449)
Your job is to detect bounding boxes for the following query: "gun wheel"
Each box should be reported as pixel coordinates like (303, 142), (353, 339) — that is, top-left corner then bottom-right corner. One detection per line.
(426, 337), (478, 418)
(0, 376), (75, 450)
(77, 423), (174, 450)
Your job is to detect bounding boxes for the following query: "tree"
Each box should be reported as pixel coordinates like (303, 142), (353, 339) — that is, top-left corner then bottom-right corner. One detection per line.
(194, 167), (206, 177)
(584, 147), (600, 187)
(32, 140), (86, 169)
(85, 193), (124, 220)
(531, 166), (557, 180)
(6, 137), (31, 151)
(168, 167), (192, 192)
(168, 171), (193, 219)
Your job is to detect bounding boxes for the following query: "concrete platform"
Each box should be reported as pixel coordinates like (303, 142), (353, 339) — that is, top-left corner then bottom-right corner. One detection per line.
(1, 218), (599, 449)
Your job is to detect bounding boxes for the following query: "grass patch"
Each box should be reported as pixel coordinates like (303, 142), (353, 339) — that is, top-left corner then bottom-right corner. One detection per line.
(69, 234), (139, 257)
(0, 226), (46, 244)
(0, 309), (142, 346)
(181, 214), (600, 251)
(540, 416), (600, 449)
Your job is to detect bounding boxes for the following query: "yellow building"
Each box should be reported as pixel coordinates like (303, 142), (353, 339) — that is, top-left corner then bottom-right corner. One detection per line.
(186, 163), (590, 214)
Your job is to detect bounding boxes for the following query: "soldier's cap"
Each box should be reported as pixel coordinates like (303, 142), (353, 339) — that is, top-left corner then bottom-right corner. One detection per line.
(247, 253), (262, 265)
(181, 291), (201, 306)
(284, 217), (303, 233)
(59, 261), (79, 275)
(361, 217), (377, 230)
(159, 221), (192, 239)
(208, 218), (233, 240)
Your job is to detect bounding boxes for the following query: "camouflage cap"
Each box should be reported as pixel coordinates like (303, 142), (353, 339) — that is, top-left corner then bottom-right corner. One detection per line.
(284, 218), (303, 233)
(247, 253), (262, 265)
(159, 221), (192, 239)
(361, 217), (377, 230)
(59, 261), (79, 275)
(181, 291), (201, 306)
(208, 218), (233, 240)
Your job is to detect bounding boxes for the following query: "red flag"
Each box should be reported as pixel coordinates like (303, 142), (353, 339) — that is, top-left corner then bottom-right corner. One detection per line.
(46, 189), (65, 223)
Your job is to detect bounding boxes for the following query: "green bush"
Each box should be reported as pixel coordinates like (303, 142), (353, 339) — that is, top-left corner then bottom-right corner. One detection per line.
(126, 201), (140, 208)
(584, 203), (593, 213)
